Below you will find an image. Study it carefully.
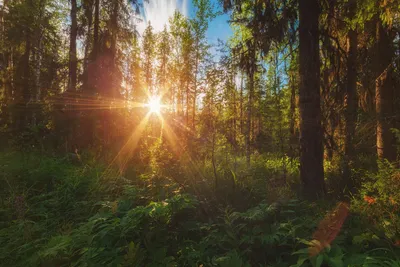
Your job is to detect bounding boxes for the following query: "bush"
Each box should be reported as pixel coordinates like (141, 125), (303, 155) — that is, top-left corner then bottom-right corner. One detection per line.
(1, 151), (400, 267)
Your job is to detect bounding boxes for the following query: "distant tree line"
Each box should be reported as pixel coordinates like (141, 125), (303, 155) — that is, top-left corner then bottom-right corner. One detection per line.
(0, 0), (399, 198)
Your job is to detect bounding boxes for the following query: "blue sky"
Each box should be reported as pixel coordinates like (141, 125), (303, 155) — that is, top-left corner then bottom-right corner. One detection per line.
(187, 0), (233, 44)
(139, 0), (232, 44)
(208, 13), (232, 43)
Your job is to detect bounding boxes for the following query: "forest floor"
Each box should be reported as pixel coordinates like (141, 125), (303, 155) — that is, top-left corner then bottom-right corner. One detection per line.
(0, 150), (400, 267)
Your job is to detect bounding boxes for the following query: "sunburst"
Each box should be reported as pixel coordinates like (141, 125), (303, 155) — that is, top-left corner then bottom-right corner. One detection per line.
(146, 96), (162, 114)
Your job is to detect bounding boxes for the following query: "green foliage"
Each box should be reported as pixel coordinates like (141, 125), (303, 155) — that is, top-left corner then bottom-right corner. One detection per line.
(352, 160), (400, 242)
(1, 151), (400, 266)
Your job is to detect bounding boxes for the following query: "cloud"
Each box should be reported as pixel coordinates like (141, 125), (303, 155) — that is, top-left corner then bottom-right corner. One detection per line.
(137, 0), (188, 35)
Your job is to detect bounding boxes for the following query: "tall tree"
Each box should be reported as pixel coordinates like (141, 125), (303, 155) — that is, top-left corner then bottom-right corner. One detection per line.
(82, 0), (93, 83)
(129, 31), (143, 102)
(68, 0), (78, 92)
(375, 20), (396, 161)
(93, 0), (99, 61)
(190, 0), (214, 130)
(142, 23), (156, 96)
(169, 12), (193, 118)
(298, 0), (325, 198)
(343, 0), (358, 186)
(156, 26), (171, 103)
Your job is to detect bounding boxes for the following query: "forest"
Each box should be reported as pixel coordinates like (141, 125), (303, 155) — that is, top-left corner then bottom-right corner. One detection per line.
(0, 0), (400, 266)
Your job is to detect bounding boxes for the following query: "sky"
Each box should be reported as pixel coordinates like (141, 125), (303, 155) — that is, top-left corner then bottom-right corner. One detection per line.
(138, 0), (232, 45)
(0, 0), (232, 45)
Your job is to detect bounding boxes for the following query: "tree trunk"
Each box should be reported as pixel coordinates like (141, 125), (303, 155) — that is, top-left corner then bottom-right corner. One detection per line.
(0, 0), (10, 126)
(343, 0), (358, 188)
(110, 0), (118, 59)
(68, 0), (78, 92)
(298, 0), (325, 198)
(186, 80), (190, 127)
(288, 39), (299, 161)
(93, 0), (100, 61)
(232, 72), (237, 148)
(192, 38), (200, 131)
(246, 44), (255, 167)
(240, 74), (244, 135)
(110, 0), (119, 99)
(375, 21), (396, 161)
(32, 28), (43, 127)
(20, 8), (32, 130)
(83, 1), (93, 83)
(289, 56), (296, 159)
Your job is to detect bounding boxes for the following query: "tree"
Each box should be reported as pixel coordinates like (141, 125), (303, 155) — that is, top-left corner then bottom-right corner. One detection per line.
(169, 11), (193, 118)
(68, 0), (78, 92)
(375, 20), (396, 161)
(343, 0), (358, 187)
(142, 23), (156, 97)
(190, 0), (215, 130)
(298, 0), (325, 198)
(129, 31), (143, 102)
(156, 26), (171, 104)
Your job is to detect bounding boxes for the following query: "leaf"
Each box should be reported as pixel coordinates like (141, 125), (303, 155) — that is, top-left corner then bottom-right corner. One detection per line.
(290, 255), (308, 267)
(292, 248), (309, 255)
(214, 251), (250, 267)
(328, 256), (344, 267)
(315, 254), (323, 267)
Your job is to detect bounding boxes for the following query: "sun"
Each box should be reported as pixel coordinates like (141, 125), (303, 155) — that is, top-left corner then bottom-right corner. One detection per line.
(147, 96), (161, 114)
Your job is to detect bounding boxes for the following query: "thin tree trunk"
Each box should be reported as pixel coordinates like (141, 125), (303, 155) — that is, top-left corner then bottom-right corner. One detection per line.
(93, 0), (99, 61)
(68, 0), (78, 92)
(0, 0), (9, 126)
(240, 74), (244, 135)
(375, 20), (396, 161)
(192, 38), (200, 131)
(32, 29), (43, 127)
(84, 0), (99, 146)
(343, 0), (358, 187)
(288, 43), (297, 159)
(298, 0), (325, 198)
(20, 4), (32, 130)
(212, 128), (218, 189)
(232, 72), (237, 147)
(186, 80), (189, 127)
(246, 44), (255, 167)
(110, 0), (118, 59)
(110, 0), (119, 99)
(83, 2), (93, 80)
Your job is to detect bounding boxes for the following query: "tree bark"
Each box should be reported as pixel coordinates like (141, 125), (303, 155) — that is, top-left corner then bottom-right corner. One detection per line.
(19, 4), (32, 130)
(68, 0), (78, 92)
(375, 21), (396, 161)
(93, 0), (99, 61)
(246, 43), (255, 167)
(298, 0), (325, 198)
(0, 0), (10, 126)
(240, 74), (244, 135)
(288, 45), (297, 159)
(83, 0), (93, 83)
(110, 0), (119, 99)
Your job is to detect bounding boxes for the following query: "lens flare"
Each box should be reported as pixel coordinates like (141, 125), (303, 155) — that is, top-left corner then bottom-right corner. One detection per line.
(147, 96), (161, 114)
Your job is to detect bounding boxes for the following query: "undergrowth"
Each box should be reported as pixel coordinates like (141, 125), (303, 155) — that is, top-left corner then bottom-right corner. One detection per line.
(0, 151), (399, 266)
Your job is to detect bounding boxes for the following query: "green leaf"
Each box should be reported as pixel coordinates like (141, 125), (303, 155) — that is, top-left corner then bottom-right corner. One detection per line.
(292, 248), (309, 255)
(290, 255), (308, 267)
(315, 254), (323, 267)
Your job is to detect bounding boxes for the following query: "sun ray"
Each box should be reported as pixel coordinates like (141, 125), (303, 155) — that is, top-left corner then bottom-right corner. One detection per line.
(160, 118), (207, 196)
(102, 113), (151, 178)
